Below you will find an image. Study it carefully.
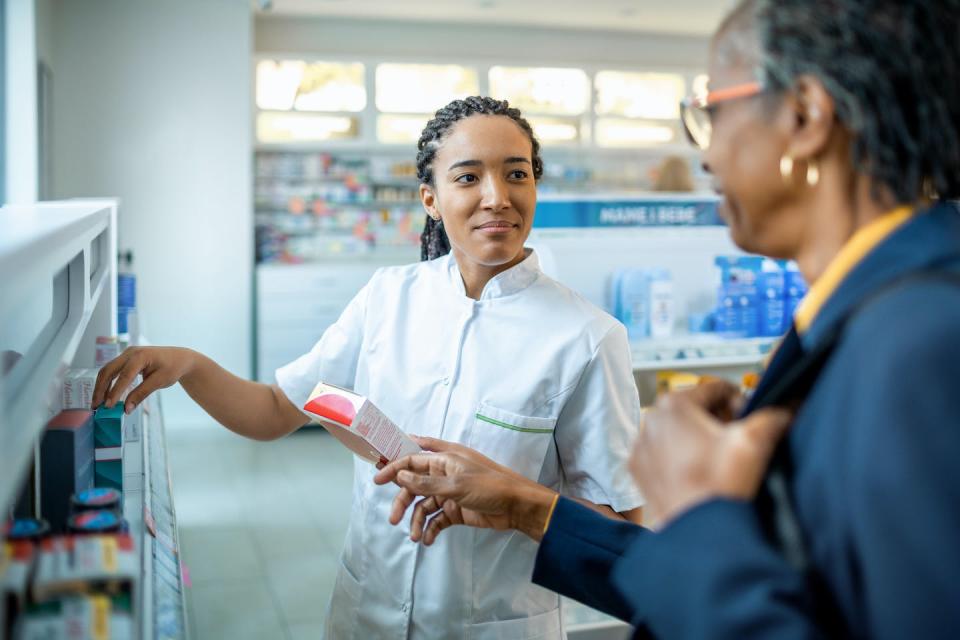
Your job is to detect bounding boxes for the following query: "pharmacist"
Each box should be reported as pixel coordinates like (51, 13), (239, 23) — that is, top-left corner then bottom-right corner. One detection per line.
(376, 0), (960, 638)
(92, 96), (644, 639)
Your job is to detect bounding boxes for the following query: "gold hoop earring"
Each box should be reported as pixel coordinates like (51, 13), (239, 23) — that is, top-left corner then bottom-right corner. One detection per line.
(779, 156), (794, 185)
(806, 159), (820, 187)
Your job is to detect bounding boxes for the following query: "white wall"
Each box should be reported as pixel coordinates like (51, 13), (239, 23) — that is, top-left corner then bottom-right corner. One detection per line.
(50, 0), (253, 428)
(4, 0), (38, 203)
(255, 14), (710, 71)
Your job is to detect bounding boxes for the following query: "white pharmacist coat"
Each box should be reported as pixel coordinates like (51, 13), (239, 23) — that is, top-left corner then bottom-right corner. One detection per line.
(276, 250), (644, 640)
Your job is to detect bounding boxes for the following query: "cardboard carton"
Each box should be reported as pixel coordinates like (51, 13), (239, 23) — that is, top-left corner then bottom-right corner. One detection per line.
(303, 383), (419, 464)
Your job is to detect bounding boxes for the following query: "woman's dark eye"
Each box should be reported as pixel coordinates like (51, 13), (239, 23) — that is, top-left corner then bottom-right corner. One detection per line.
(509, 170), (528, 180)
(455, 174), (478, 184)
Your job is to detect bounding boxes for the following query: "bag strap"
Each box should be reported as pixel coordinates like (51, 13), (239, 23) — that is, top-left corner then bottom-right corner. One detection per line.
(757, 266), (960, 572)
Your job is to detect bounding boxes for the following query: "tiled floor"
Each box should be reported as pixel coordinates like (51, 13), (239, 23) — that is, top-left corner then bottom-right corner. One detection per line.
(167, 424), (629, 640)
(167, 425), (353, 640)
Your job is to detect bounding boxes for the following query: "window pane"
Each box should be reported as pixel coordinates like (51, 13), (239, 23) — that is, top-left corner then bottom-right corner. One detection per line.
(692, 73), (709, 99)
(595, 71), (686, 119)
(256, 60), (366, 112)
(489, 66), (589, 115)
(529, 117), (580, 143)
(377, 114), (430, 145)
(595, 118), (677, 147)
(257, 112), (359, 143)
(376, 64), (478, 113)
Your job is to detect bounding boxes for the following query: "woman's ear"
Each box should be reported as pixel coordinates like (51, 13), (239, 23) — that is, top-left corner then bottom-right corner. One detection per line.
(782, 74), (837, 163)
(420, 183), (440, 221)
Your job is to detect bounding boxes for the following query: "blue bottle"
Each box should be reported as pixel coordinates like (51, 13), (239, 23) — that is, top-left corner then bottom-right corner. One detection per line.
(619, 269), (652, 340)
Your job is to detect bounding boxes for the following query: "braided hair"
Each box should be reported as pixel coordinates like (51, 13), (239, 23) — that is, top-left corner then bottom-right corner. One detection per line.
(416, 96), (544, 261)
(721, 0), (960, 204)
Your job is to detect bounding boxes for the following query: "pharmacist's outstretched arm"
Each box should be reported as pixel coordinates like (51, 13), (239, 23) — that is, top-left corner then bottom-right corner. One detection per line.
(91, 346), (306, 441)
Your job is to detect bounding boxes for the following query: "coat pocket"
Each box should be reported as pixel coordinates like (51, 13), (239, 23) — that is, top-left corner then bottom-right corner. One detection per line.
(466, 606), (562, 640)
(323, 560), (363, 639)
(468, 403), (557, 481)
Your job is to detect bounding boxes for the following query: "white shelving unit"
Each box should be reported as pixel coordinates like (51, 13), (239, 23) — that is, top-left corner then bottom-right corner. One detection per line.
(0, 200), (117, 510)
(629, 334), (775, 406)
(0, 200), (187, 639)
(631, 334), (775, 372)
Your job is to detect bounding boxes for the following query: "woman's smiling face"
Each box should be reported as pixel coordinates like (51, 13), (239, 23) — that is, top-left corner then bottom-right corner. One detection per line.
(419, 115), (537, 269)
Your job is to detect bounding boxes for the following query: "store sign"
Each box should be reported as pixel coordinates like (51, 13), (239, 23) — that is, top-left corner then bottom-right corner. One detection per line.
(534, 197), (723, 228)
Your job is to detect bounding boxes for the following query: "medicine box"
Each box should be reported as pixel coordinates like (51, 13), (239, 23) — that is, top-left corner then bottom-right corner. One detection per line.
(303, 382), (420, 464)
(40, 410), (95, 532)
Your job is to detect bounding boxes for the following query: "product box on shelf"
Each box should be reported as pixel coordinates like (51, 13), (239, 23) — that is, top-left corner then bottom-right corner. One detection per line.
(609, 268), (676, 340)
(1, 540), (36, 628)
(61, 369), (99, 410)
(31, 534), (137, 603)
(13, 594), (134, 640)
(712, 256), (805, 337)
(40, 411), (95, 533)
(88, 401), (144, 495)
(94, 447), (122, 491)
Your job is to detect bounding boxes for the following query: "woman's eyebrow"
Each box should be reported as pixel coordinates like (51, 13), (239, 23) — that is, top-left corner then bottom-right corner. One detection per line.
(447, 157), (532, 172)
(448, 159), (481, 172)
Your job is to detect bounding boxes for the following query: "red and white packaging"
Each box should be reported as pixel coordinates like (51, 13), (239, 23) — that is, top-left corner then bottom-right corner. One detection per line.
(303, 382), (420, 464)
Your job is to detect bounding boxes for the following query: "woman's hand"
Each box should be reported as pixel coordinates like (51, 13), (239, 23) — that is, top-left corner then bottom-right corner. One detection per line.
(374, 438), (557, 545)
(91, 346), (197, 414)
(632, 380), (793, 527)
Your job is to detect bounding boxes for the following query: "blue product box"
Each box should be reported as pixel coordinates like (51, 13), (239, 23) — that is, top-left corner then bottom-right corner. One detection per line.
(785, 269), (808, 298)
(94, 404), (124, 448)
(714, 285), (743, 336)
(757, 270), (787, 337)
(94, 447), (123, 491)
(607, 269), (627, 320)
(737, 286), (760, 337)
(715, 255), (764, 285)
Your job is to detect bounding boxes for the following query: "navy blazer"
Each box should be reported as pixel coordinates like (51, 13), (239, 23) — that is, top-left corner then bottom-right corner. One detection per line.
(533, 202), (960, 638)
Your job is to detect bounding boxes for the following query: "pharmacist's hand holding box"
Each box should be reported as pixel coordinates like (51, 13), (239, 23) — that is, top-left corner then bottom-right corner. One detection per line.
(302, 382), (420, 464)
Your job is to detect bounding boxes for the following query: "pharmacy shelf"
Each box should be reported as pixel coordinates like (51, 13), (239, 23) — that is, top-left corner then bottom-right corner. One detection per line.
(123, 392), (188, 640)
(630, 335), (777, 372)
(255, 198), (421, 210)
(0, 199), (118, 514)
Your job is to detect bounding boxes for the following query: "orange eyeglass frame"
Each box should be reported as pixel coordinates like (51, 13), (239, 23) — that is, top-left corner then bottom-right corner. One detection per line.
(680, 80), (766, 148)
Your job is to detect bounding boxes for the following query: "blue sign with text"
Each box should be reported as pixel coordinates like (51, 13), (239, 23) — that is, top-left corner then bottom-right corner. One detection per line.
(534, 196), (723, 228)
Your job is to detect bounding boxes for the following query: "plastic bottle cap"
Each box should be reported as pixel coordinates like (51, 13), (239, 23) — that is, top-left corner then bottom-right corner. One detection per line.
(72, 487), (122, 510)
(68, 509), (122, 533)
(4, 518), (51, 540)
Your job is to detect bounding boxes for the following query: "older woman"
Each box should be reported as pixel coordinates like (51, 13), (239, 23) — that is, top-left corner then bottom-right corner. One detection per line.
(377, 0), (960, 637)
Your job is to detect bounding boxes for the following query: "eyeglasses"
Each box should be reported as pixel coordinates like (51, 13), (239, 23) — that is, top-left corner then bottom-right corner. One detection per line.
(680, 81), (765, 150)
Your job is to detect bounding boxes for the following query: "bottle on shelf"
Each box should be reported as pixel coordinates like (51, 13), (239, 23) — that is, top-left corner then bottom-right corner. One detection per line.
(117, 250), (138, 347)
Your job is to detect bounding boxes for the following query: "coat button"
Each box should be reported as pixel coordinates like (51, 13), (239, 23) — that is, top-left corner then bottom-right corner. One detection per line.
(441, 376), (450, 386)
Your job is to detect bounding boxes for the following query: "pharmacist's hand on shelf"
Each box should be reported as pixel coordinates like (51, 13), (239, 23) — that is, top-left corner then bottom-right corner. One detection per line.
(92, 346), (197, 414)
(631, 381), (792, 528)
(375, 444), (557, 545)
